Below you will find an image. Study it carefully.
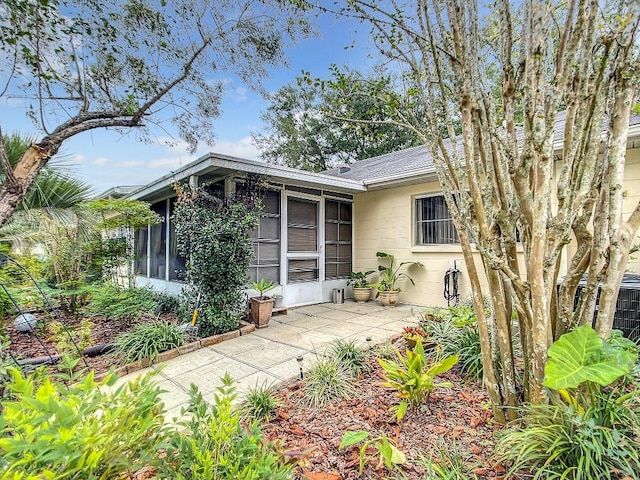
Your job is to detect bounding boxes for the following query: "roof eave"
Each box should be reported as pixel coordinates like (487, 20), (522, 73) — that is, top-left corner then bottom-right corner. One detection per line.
(126, 152), (366, 201)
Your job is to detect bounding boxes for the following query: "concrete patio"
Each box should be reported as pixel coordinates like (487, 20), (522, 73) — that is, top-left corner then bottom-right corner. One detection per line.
(117, 300), (421, 418)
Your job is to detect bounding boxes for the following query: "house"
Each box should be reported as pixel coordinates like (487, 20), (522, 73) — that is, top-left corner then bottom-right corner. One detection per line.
(126, 114), (640, 308)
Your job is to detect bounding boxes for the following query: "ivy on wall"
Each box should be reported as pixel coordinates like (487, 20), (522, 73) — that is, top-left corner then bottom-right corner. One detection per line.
(173, 180), (261, 336)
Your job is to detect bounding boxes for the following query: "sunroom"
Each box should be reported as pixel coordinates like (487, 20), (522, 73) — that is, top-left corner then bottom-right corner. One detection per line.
(126, 153), (366, 307)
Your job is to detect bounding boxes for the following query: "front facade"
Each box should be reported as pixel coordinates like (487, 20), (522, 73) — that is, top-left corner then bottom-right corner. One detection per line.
(127, 118), (640, 308)
(127, 154), (365, 307)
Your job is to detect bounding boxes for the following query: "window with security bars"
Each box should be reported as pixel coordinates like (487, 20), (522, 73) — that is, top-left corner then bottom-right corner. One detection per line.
(416, 195), (459, 245)
(325, 200), (352, 279)
(248, 190), (281, 283)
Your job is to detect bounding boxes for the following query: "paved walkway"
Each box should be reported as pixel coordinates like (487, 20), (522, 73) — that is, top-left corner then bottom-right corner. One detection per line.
(118, 300), (420, 418)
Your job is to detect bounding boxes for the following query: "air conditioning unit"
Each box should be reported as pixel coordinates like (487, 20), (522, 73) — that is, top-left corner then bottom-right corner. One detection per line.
(573, 274), (640, 341)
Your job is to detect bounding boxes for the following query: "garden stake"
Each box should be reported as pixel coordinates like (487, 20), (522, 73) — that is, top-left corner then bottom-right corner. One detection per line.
(191, 290), (202, 326)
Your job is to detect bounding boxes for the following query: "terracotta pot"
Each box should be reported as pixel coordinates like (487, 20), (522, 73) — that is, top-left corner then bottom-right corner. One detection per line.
(352, 287), (372, 303)
(379, 290), (400, 307)
(250, 297), (274, 328)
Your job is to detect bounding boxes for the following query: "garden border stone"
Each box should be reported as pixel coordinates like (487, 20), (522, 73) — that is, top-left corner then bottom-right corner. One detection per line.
(99, 320), (256, 381)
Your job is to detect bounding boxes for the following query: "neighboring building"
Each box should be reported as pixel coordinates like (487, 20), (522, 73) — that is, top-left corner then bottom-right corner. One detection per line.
(126, 115), (640, 308)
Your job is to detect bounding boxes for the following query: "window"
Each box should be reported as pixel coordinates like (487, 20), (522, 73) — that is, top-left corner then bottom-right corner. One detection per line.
(134, 228), (148, 276)
(248, 190), (281, 283)
(149, 201), (167, 279)
(169, 198), (187, 281)
(415, 195), (459, 245)
(325, 200), (352, 278)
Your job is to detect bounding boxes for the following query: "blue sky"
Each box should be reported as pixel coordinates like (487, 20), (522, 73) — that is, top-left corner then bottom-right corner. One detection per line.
(0, 12), (374, 195)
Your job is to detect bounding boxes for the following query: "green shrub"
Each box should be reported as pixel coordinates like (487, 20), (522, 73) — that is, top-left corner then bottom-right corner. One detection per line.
(241, 380), (281, 422)
(497, 395), (640, 480)
(301, 356), (355, 407)
(173, 186), (259, 338)
(114, 319), (186, 364)
(497, 325), (640, 479)
(162, 373), (293, 479)
(152, 290), (183, 316)
(0, 369), (168, 478)
(47, 318), (94, 355)
(379, 340), (457, 421)
(199, 307), (240, 337)
(84, 284), (157, 322)
(329, 339), (368, 376)
(452, 326), (483, 379)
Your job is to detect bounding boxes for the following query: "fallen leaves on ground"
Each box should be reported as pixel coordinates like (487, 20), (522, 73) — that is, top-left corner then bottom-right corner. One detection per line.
(264, 348), (502, 480)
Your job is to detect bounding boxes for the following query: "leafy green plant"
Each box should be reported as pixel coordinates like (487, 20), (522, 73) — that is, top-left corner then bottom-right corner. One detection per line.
(379, 340), (458, 420)
(47, 318), (94, 355)
(251, 278), (275, 299)
(373, 251), (424, 292)
(339, 430), (406, 475)
(114, 319), (186, 364)
(445, 306), (477, 327)
(199, 307), (240, 337)
(374, 338), (397, 360)
(174, 185), (260, 337)
(301, 356), (355, 407)
(329, 339), (368, 376)
(84, 284), (157, 323)
(418, 440), (478, 480)
(0, 369), (168, 478)
(161, 373), (293, 479)
(497, 325), (640, 479)
(241, 380), (281, 422)
(346, 270), (375, 288)
(452, 326), (483, 380)
(152, 290), (183, 315)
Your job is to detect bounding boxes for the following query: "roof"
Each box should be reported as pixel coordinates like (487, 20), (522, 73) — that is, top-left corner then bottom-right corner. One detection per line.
(125, 152), (366, 202)
(95, 185), (144, 199)
(324, 112), (640, 188)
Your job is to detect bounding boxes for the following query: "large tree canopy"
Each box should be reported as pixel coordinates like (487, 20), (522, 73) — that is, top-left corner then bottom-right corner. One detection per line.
(253, 68), (422, 172)
(309, 0), (640, 421)
(0, 0), (311, 227)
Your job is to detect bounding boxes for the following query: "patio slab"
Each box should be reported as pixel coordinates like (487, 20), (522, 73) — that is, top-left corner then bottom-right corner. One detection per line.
(117, 300), (418, 416)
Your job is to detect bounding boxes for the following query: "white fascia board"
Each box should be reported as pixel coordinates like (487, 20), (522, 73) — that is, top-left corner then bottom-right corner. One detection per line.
(126, 152), (366, 200)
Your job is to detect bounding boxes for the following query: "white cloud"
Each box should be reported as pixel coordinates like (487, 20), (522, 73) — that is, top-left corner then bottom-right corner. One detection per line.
(114, 160), (144, 168)
(148, 157), (186, 169)
(213, 137), (261, 160)
(92, 157), (108, 165)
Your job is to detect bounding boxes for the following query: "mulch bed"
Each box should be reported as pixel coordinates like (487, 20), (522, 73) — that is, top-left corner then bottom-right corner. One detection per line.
(264, 345), (505, 480)
(2, 312), (172, 376)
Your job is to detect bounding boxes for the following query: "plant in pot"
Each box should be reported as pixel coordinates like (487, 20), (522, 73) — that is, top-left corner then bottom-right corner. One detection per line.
(373, 252), (424, 307)
(250, 278), (276, 328)
(346, 270), (375, 303)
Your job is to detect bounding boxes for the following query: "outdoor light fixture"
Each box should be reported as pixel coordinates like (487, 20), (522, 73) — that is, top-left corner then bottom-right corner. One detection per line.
(366, 336), (372, 349)
(296, 355), (304, 380)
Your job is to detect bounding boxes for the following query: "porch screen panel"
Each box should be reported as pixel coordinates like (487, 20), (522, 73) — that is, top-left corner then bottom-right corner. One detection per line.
(169, 197), (187, 281)
(249, 190), (281, 283)
(287, 198), (317, 252)
(325, 200), (352, 279)
(149, 201), (167, 279)
(288, 259), (318, 282)
(134, 228), (148, 276)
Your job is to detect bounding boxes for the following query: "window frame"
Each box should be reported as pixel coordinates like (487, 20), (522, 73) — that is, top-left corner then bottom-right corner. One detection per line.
(414, 194), (460, 246)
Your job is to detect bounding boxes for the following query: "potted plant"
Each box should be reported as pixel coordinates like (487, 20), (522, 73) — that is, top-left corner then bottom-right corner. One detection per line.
(373, 252), (424, 307)
(347, 270), (375, 302)
(250, 278), (276, 328)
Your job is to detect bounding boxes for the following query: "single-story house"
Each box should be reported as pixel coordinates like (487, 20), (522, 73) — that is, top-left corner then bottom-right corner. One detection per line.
(126, 113), (640, 308)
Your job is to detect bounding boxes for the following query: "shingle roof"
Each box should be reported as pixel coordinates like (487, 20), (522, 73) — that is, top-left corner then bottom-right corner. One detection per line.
(324, 112), (640, 183)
